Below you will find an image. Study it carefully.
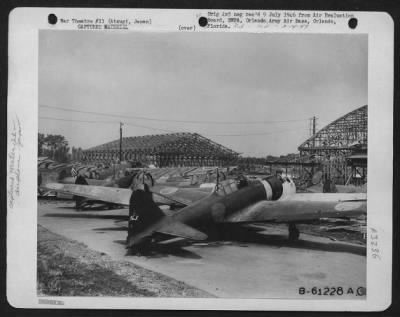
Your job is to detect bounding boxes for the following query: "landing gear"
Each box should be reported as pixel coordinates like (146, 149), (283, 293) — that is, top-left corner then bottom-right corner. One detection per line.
(75, 199), (87, 211)
(288, 223), (300, 241)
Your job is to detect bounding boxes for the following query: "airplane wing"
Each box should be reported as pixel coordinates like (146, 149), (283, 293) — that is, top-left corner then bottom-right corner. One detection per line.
(59, 177), (111, 186)
(223, 193), (367, 223)
(43, 183), (132, 205)
(306, 183), (367, 194)
(43, 183), (211, 207)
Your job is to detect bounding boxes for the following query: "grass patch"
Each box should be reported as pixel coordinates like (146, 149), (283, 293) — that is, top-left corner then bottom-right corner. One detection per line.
(37, 225), (214, 297)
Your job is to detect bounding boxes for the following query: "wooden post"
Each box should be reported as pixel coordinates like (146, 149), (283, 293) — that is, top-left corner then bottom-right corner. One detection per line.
(119, 122), (123, 163)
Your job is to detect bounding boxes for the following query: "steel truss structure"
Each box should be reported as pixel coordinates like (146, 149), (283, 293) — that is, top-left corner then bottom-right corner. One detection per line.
(298, 105), (368, 185)
(82, 132), (239, 167)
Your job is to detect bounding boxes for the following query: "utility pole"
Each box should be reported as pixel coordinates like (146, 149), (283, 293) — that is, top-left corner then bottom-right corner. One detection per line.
(309, 116), (318, 149)
(309, 116), (318, 176)
(309, 116), (317, 137)
(119, 122), (123, 163)
(312, 116), (316, 136)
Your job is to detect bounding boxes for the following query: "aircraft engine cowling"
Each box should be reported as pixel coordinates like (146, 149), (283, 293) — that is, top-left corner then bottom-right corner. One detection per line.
(280, 177), (296, 199)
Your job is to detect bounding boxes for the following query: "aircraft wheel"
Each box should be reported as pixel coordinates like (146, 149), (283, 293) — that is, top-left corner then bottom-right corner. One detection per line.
(288, 223), (299, 241)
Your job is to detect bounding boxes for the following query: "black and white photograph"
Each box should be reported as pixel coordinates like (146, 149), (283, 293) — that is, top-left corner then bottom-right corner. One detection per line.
(7, 8), (393, 310)
(37, 29), (368, 298)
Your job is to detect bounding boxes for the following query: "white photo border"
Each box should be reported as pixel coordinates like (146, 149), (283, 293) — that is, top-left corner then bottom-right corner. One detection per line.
(7, 8), (393, 311)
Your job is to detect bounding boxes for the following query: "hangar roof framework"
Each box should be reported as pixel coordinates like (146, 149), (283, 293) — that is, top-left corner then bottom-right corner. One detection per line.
(298, 105), (367, 158)
(82, 132), (239, 166)
(85, 132), (238, 157)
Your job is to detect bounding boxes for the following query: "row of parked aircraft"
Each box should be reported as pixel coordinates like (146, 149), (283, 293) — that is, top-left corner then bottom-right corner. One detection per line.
(43, 168), (367, 252)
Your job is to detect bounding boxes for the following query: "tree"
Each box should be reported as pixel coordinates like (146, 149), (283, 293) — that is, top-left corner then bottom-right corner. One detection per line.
(38, 133), (71, 163)
(72, 146), (83, 162)
(38, 133), (46, 156)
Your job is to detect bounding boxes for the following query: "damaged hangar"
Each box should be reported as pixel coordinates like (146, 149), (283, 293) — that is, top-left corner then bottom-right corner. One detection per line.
(298, 105), (368, 185)
(82, 132), (239, 167)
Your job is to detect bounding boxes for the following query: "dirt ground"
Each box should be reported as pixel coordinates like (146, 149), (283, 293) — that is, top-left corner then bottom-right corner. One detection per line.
(37, 224), (214, 297)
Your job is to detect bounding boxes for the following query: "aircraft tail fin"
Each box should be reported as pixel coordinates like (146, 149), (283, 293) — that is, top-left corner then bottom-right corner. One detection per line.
(127, 187), (207, 247)
(156, 220), (208, 241)
(129, 187), (166, 230)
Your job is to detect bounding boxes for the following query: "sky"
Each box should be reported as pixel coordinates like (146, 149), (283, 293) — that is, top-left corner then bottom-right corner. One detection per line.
(39, 30), (367, 156)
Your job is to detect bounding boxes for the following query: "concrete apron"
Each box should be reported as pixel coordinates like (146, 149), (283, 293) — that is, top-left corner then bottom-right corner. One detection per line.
(37, 202), (366, 298)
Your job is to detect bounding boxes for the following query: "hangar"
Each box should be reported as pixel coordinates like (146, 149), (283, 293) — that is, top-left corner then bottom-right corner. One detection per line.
(298, 105), (367, 185)
(82, 132), (239, 167)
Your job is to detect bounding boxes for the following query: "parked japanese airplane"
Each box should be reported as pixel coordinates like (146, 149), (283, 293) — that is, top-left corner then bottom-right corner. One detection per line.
(50, 168), (220, 210)
(44, 175), (367, 250)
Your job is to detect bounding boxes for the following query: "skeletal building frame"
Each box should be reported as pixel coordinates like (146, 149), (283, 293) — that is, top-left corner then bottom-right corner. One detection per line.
(298, 105), (368, 185)
(82, 132), (239, 167)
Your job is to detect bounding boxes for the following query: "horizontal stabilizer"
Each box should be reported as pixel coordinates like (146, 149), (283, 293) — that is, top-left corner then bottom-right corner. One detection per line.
(158, 237), (186, 245)
(156, 220), (207, 241)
